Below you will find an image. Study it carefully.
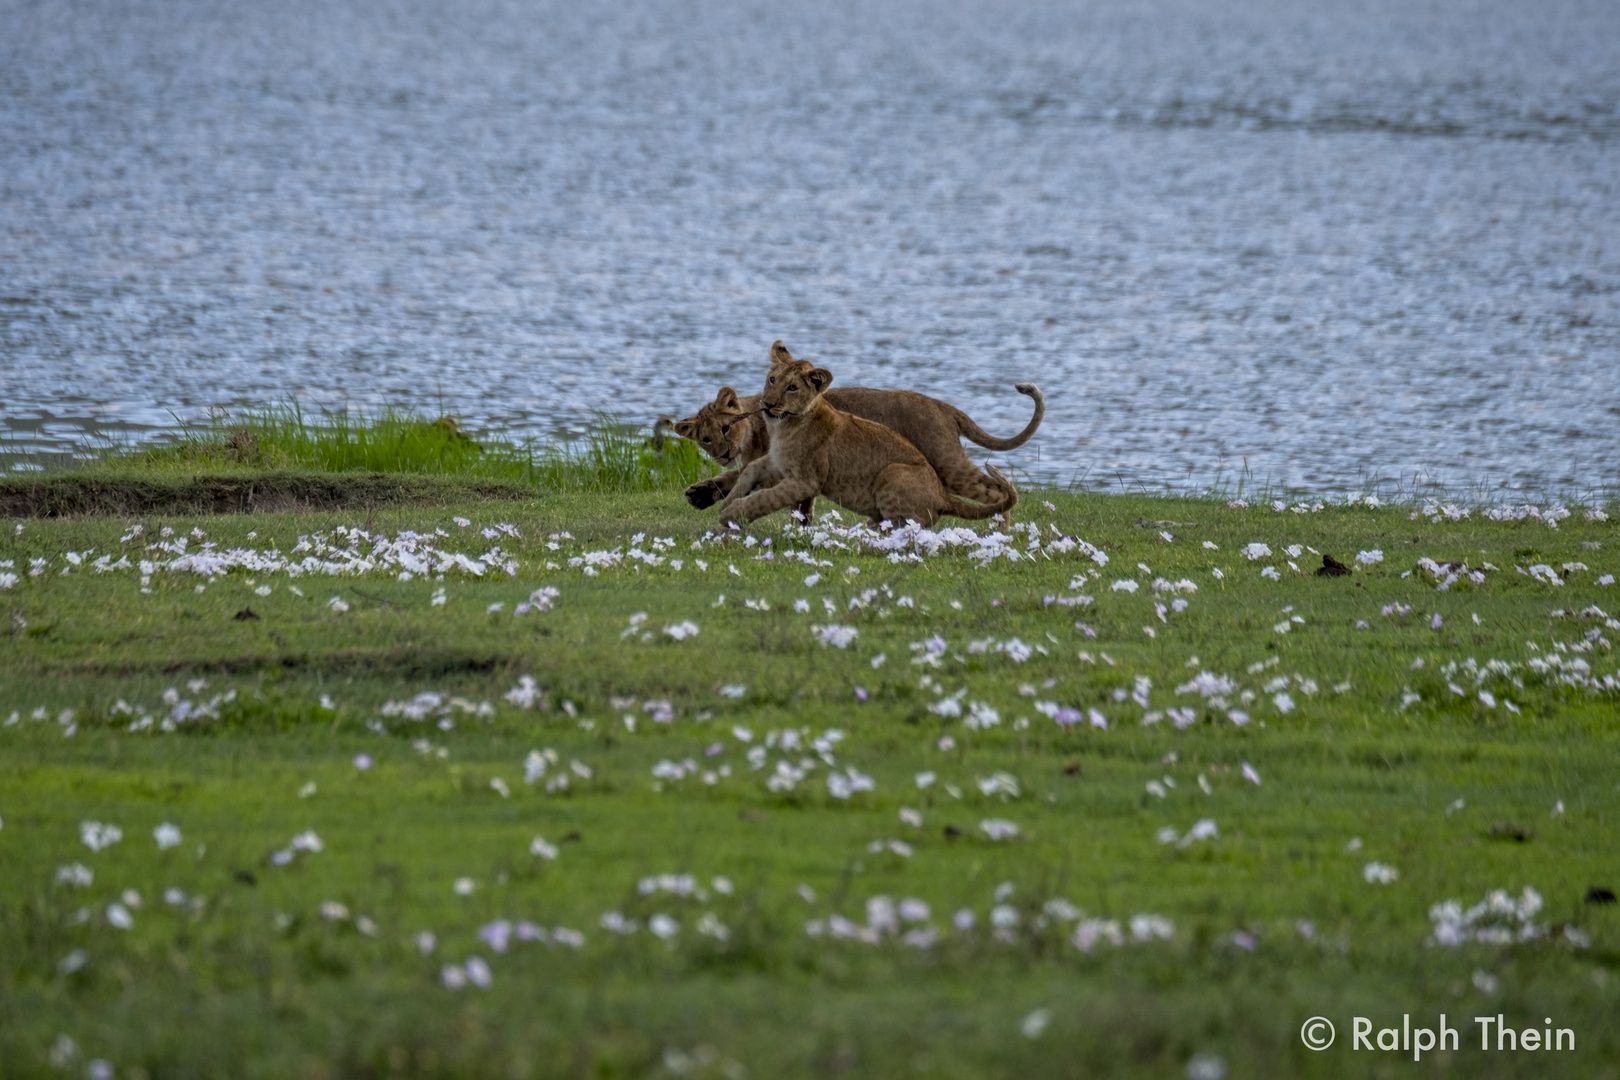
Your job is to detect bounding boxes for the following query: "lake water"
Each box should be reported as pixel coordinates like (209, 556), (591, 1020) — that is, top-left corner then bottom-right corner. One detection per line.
(3, 0), (1617, 496)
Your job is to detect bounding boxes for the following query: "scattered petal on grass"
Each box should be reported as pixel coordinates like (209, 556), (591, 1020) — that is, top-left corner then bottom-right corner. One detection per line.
(479, 920), (513, 953)
(1176, 819), (1219, 848)
(80, 821), (123, 852)
(1364, 862), (1399, 884)
(153, 823), (182, 850)
(453, 877), (477, 896)
(1021, 1008), (1052, 1039)
(980, 819), (1020, 841)
(811, 624), (859, 649)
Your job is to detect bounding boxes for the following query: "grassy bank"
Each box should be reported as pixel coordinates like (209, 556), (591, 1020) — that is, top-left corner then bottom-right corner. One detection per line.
(4, 407), (715, 515)
(1, 489), (1617, 1078)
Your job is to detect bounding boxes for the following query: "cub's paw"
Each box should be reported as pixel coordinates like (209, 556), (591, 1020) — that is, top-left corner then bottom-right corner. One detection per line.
(685, 478), (725, 509)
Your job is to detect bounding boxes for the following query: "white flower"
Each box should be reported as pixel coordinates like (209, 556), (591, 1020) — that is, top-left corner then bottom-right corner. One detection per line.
(1130, 913), (1174, 941)
(719, 683), (746, 698)
(1356, 549), (1384, 565)
(453, 877), (477, 896)
(980, 819), (1020, 841)
(812, 624), (859, 648)
(57, 863), (94, 887)
(1111, 579), (1139, 593)
(664, 620), (700, 640)
(1071, 918), (1124, 952)
(320, 900), (350, 921)
(153, 822), (182, 850)
(505, 675), (544, 709)
(1177, 819), (1219, 848)
(1242, 543), (1271, 561)
(79, 821), (123, 852)
(106, 902), (134, 930)
(966, 702), (1001, 730)
(978, 772), (1020, 798)
(1364, 862), (1399, 884)
(989, 903), (1020, 928)
(1021, 1008), (1052, 1039)
(827, 767), (876, 800)
(327, 596), (350, 613)
(1260, 566), (1281, 580)
(464, 956), (493, 988)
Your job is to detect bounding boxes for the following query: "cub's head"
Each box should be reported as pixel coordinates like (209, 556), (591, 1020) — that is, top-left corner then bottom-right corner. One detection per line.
(759, 341), (832, 420)
(673, 386), (750, 465)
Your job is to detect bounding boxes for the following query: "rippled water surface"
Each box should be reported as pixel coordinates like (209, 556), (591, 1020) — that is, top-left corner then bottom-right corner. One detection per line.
(3, 0), (1618, 493)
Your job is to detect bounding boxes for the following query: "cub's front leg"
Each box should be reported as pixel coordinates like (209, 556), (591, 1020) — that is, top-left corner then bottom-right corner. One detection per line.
(684, 469), (742, 509)
(720, 476), (821, 527)
(715, 458), (779, 522)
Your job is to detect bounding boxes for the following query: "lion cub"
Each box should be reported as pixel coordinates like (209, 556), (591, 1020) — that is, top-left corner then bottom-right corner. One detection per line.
(680, 341), (1041, 513)
(714, 357), (1017, 529)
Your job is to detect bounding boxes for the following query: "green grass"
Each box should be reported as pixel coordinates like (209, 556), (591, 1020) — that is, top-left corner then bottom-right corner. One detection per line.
(2, 490), (1618, 1078)
(42, 405), (716, 494)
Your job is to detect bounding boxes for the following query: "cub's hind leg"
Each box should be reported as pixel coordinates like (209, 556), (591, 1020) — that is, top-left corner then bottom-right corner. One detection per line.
(872, 463), (944, 529)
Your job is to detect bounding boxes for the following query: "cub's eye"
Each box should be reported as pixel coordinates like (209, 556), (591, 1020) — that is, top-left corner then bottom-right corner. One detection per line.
(786, 384), (797, 392)
(701, 437), (710, 443)
(768, 377), (775, 384)
(720, 424), (731, 434)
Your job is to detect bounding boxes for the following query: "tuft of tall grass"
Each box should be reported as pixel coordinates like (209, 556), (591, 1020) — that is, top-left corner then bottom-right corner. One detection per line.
(86, 405), (717, 494)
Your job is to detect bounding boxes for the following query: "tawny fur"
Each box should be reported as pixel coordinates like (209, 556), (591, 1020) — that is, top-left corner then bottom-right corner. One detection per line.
(678, 341), (1040, 513)
(713, 356), (1018, 529)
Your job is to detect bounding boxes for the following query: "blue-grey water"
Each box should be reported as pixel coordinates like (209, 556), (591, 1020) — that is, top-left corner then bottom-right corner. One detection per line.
(2, 0), (1617, 494)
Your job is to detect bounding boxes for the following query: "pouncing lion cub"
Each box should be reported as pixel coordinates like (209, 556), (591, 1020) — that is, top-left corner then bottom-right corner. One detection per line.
(678, 341), (1042, 514)
(714, 355), (1017, 529)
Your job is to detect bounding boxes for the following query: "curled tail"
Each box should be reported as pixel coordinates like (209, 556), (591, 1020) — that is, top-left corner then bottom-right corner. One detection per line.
(942, 464), (1019, 521)
(954, 383), (1044, 451)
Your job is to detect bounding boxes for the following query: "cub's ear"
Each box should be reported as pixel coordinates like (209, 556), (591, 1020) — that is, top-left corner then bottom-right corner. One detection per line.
(770, 340), (794, 365)
(673, 419), (697, 439)
(807, 367), (833, 392)
(715, 386), (740, 410)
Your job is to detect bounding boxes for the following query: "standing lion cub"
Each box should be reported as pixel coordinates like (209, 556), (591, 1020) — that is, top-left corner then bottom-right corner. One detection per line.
(715, 354), (1017, 529)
